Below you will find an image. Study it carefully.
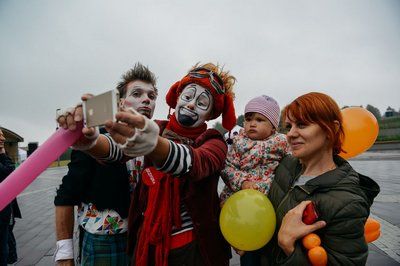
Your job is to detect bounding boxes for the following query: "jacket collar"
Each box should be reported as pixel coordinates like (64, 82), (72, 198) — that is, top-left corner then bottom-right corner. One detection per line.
(299, 155), (379, 205)
(294, 155), (354, 194)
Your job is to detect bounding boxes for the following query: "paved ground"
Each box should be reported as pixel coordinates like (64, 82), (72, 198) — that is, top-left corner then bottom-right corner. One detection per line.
(7, 151), (400, 265)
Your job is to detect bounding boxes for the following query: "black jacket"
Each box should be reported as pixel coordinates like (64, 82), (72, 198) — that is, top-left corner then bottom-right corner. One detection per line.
(54, 150), (130, 218)
(264, 155), (380, 265)
(0, 153), (16, 222)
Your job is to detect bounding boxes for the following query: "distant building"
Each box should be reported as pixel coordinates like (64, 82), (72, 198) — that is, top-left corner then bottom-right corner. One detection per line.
(0, 126), (24, 163)
(384, 107), (400, 118)
(19, 148), (27, 162)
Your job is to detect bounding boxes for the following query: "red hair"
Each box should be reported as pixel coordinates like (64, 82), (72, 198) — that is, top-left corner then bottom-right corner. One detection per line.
(283, 92), (345, 155)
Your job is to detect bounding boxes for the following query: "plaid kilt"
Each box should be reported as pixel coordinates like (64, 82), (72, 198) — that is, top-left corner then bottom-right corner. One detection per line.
(81, 231), (129, 266)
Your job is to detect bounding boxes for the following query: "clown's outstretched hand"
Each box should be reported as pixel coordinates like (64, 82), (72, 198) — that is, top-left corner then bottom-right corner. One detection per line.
(106, 108), (159, 157)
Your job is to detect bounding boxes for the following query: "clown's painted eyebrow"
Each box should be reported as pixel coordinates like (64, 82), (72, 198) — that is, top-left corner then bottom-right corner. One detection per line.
(185, 85), (197, 95)
(198, 91), (210, 100)
(130, 85), (155, 92)
(191, 84), (211, 97)
(131, 83), (155, 90)
(187, 84), (197, 91)
(202, 89), (211, 96)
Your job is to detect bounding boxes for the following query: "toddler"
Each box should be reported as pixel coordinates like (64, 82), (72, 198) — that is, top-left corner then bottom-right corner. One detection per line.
(220, 95), (290, 264)
(220, 95), (290, 203)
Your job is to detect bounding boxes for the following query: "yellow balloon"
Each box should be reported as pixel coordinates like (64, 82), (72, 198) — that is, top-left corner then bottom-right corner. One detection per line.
(220, 189), (276, 251)
(339, 107), (379, 159)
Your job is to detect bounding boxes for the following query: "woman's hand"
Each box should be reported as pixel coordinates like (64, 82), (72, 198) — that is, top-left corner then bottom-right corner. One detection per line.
(278, 201), (326, 256)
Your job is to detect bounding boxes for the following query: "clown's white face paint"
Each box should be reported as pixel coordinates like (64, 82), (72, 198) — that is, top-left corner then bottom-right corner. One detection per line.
(121, 80), (157, 119)
(175, 84), (213, 127)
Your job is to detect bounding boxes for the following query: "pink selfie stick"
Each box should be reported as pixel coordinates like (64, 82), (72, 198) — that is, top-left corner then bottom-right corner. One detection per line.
(0, 124), (83, 211)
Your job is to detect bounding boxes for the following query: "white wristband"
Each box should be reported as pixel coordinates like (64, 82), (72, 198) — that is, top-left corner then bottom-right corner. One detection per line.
(118, 108), (159, 157)
(71, 126), (100, 151)
(54, 239), (74, 261)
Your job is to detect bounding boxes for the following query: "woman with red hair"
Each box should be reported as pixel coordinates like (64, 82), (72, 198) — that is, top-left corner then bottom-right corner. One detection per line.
(263, 92), (380, 265)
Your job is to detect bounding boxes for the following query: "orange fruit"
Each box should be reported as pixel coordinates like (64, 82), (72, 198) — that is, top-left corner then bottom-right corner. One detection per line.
(364, 218), (380, 234)
(302, 233), (321, 250)
(308, 246), (328, 266)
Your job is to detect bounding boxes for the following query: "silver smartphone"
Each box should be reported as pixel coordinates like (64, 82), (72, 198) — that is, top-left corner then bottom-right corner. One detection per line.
(82, 89), (120, 127)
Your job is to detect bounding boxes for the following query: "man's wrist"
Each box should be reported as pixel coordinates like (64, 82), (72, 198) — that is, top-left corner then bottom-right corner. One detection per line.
(54, 239), (74, 261)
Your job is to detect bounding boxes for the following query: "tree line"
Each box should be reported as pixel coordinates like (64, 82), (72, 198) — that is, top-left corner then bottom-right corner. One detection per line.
(213, 104), (399, 134)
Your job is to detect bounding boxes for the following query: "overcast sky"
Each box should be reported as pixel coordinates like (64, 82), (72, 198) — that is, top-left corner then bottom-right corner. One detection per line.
(1, 0), (399, 146)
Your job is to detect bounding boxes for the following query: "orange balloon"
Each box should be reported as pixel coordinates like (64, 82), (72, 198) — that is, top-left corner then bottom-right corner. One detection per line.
(364, 218), (381, 234)
(302, 233), (321, 250)
(308, 246), (328, 266)
(339, 107), (379, 159)
(365, 230), (381, 243)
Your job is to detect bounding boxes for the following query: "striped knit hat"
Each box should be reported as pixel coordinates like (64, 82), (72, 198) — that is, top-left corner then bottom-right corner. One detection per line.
(244, 95), (280, 129)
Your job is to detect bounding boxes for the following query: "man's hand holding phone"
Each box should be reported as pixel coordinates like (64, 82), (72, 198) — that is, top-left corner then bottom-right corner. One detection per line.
(56, 89), (159, 156)
(57, 89), (119, 129)
(82, 90), (119, 128)
(56, 93), (101, 150)
(57, 94), (91, 130)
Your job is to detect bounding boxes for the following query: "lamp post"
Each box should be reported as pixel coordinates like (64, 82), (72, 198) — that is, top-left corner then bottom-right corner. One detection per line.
(56, 108), (61, 167)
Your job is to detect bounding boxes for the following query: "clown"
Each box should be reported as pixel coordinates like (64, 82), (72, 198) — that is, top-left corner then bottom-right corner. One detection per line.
(58, 63), (237, 265)
(107, 63), (237, 265)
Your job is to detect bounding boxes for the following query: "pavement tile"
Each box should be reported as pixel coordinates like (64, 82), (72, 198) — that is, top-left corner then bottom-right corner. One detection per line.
(45, 246), (55, 256)
(35, 255), (54, 266)
(372, 202), (400, 226)
(367, 244), (400, 265)
(16, 249), (48, 266)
